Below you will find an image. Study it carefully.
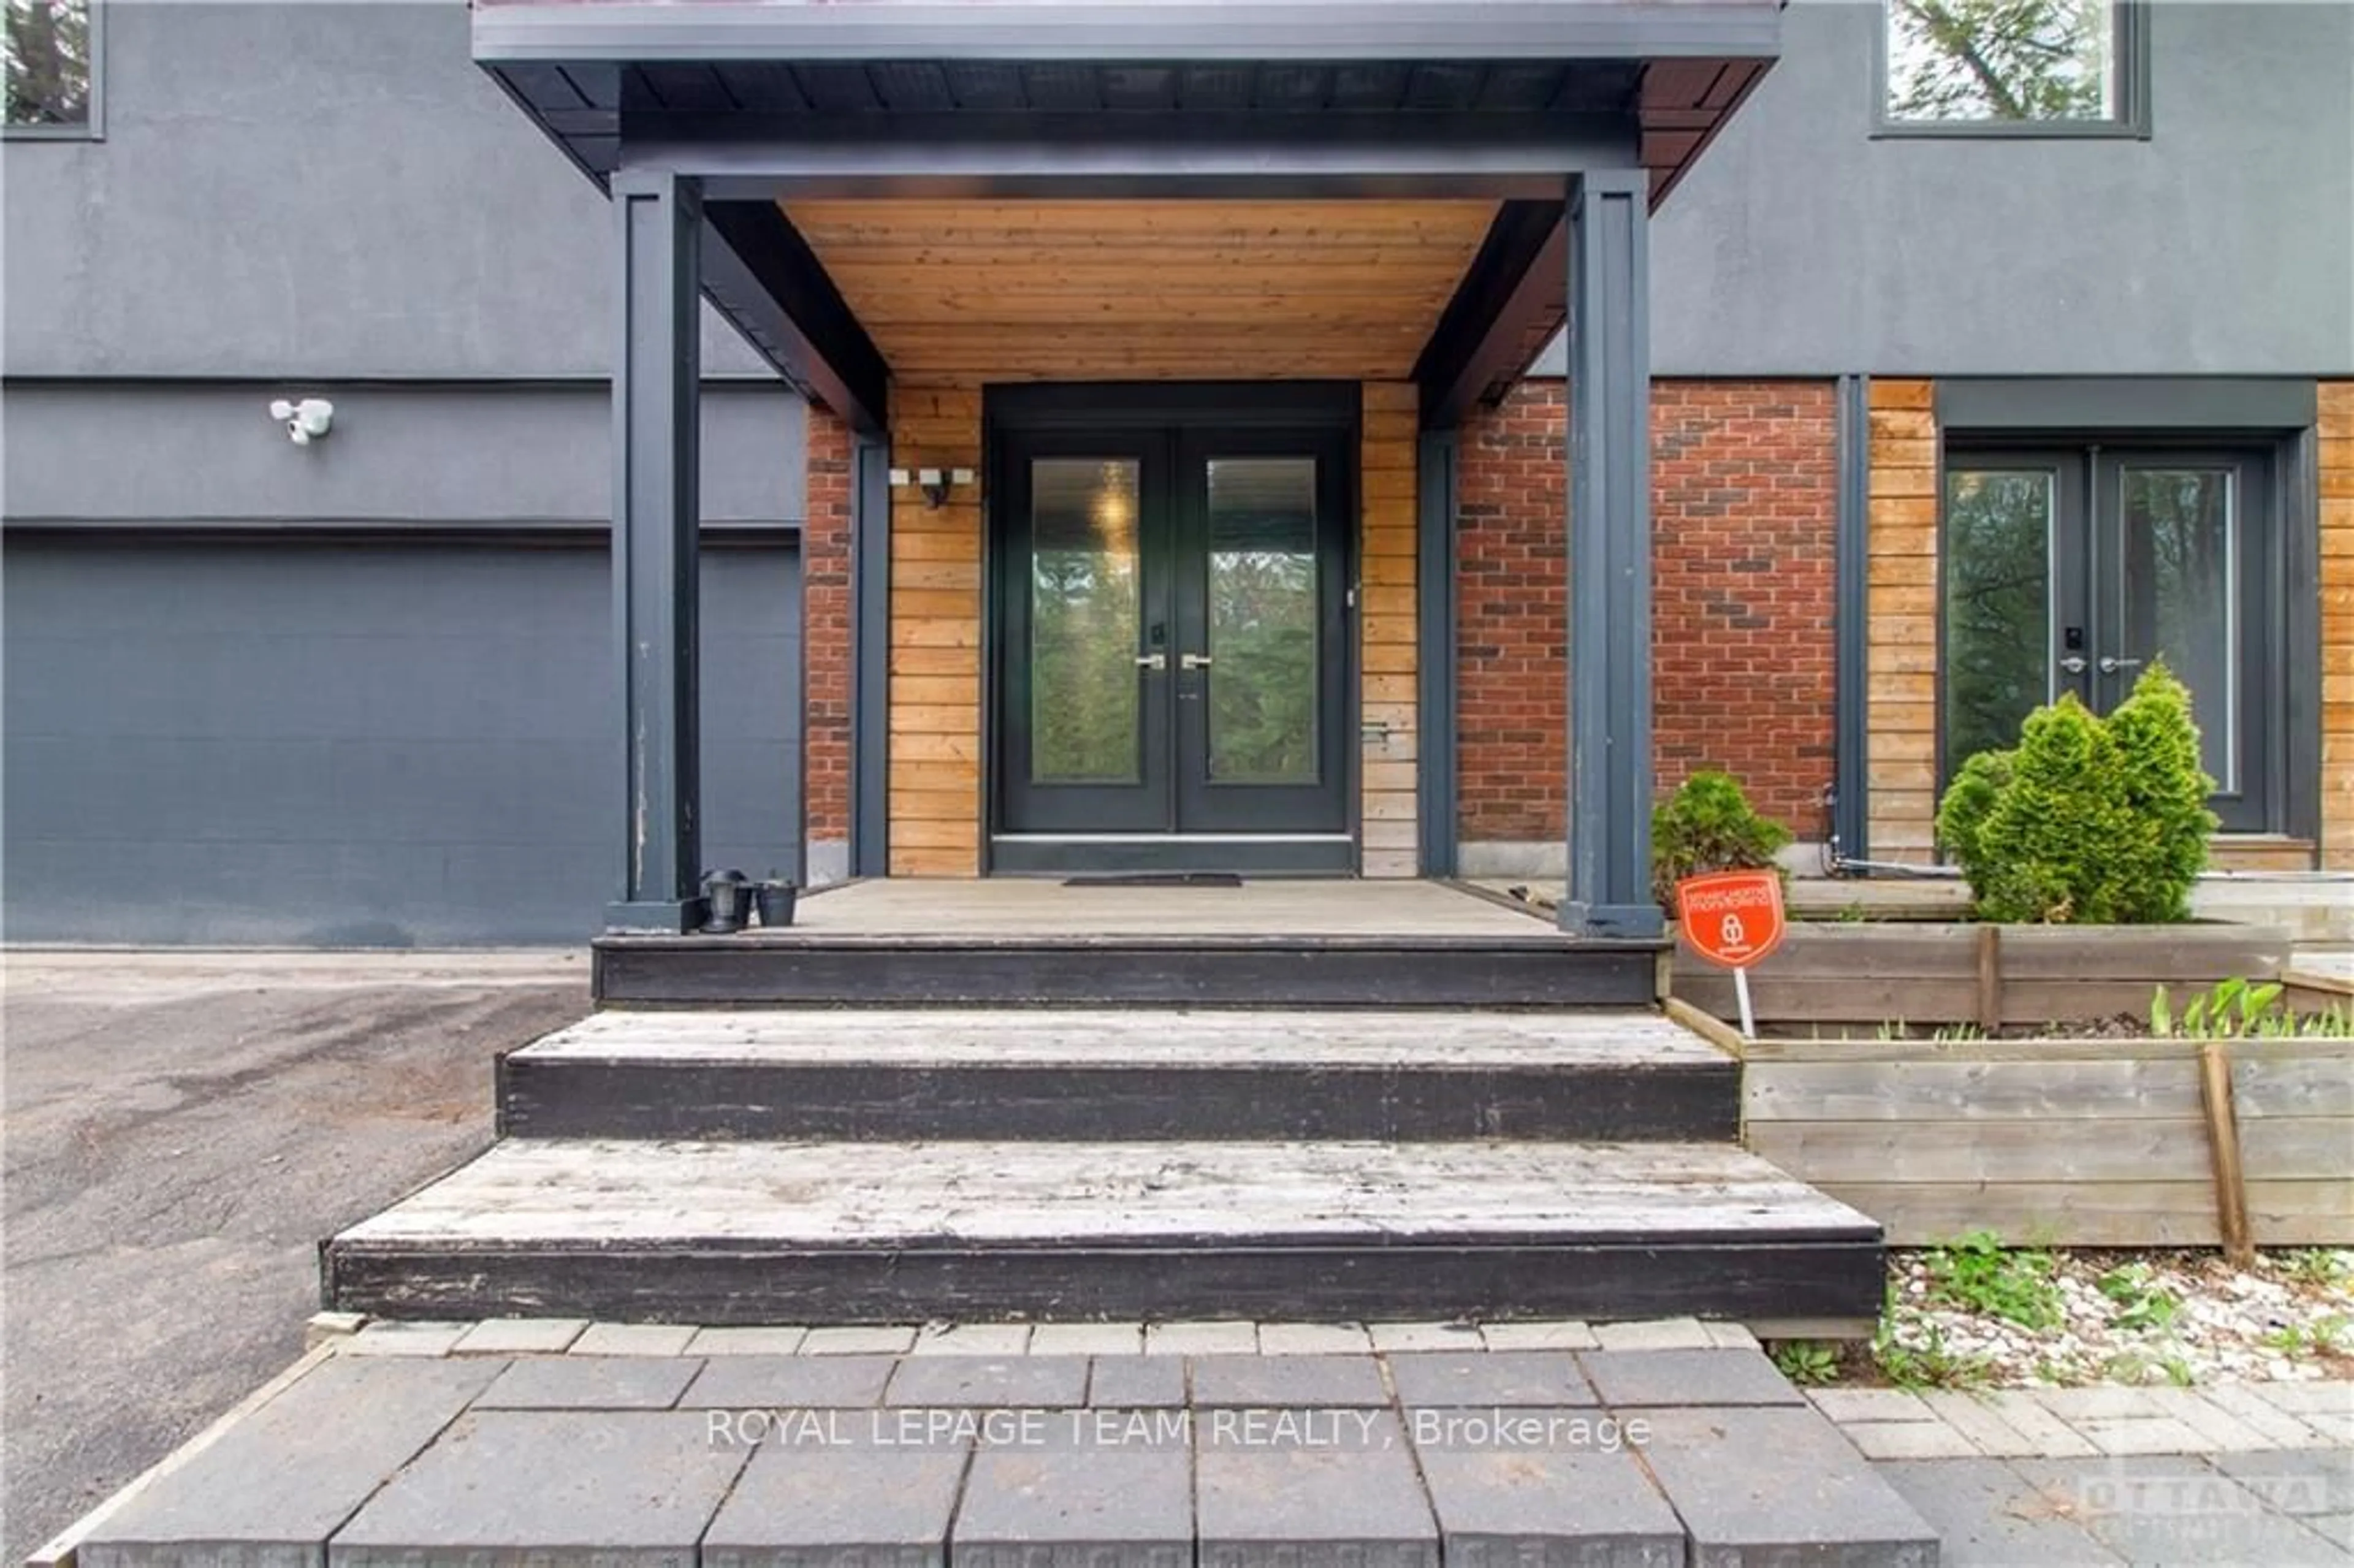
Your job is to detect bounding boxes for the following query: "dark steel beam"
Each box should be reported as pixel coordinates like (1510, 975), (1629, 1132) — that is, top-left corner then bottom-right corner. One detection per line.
(476, 4), (1783, 66)
(1558, 168), (1664, 941)
(1415, 430), (1460, 875)
(701, 202), (889, 437)
(1832, 373), (1870, 867)
(608, 170), (707, 934)
(1414, 200), (1565, 430)
(622, 112), (1638, 200)
(850, 434), (892, 878)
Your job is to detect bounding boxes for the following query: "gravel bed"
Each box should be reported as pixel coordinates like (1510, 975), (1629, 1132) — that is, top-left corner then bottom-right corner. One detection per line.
(1833, 1246), (2354, 1389)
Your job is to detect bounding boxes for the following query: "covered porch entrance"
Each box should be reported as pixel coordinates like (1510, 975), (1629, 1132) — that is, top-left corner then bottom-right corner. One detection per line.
(471, 0), (1785, 938)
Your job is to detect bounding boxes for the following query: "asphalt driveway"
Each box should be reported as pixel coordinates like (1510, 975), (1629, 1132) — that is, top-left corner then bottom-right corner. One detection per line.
(2, 951), (590, 1562)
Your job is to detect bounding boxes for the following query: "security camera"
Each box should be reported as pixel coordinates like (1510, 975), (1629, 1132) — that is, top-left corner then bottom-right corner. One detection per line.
(269, 397), (335, 446)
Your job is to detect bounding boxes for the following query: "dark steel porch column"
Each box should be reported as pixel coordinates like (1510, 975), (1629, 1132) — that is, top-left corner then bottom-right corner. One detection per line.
(1560, 169), (1664, 940)
(607, 170), (706, 934)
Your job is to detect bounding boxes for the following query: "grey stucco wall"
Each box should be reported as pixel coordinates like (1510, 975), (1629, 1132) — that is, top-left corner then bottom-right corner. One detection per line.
(1, 0), (764, 379)
(2, 539), (802, 945)
(2, 382), (805, 524)
(1537, 0), (2354, 378)
(14, 1), (2338, 388)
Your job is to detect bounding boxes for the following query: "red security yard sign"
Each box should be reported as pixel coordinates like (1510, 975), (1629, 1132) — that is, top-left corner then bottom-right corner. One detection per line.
(1675, 869), (1787, 1037)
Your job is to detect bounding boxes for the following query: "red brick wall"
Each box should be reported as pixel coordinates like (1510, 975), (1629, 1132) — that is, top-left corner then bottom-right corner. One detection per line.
(803, 406), (853, 850)
(1455, 379), (1838, 844)
(1457, 382), (1570, 843)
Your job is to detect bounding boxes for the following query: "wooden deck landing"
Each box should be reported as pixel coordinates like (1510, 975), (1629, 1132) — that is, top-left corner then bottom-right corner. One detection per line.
(592, 880), (1658, 1007)
(761, 878), (1555, 939)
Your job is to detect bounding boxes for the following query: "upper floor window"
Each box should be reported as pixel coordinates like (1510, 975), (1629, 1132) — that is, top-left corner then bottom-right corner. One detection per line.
(5, 0), (96, 136)
(1882, 0), (2147, 137)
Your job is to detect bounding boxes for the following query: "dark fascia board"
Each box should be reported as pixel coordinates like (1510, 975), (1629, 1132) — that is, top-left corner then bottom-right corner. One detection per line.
(0, 374), (790, 392)
(1415, 200), (1565, 429)
(1937, 378), (2319, 432)
(701, 201), (889, 436)
(1, 518), (802, 546)
(625, 112), (1638, 200)
(473, 2), (1783, 65)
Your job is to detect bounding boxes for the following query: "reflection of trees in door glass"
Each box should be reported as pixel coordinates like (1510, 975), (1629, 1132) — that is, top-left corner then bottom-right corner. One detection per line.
(1207, 460), (1318, 785)
(2124, 470), (2233, 790)
(1030, 460), (1141, 784)
(1942, 470), (2051, 778)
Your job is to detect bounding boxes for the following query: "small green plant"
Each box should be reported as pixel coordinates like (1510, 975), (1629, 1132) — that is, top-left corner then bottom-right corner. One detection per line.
(2312, 1314), (2351, 1355)
(2096, 1263), (2181, 1335)
(2099, 1348), (2195, 1387)
(1770, 1340), (1840, 1386)
(2274, 1249), (2353, 1288)
(1927, 1021), (1987, 1043)
(2152, 980), (2352, 1040)
(2260, 1324), (2315, 1357)
(1971, 695), (2137, 922)
(1922, 1231), (2065, 1330)
(1933, 747), (2014, 894)
(1837, 900), (1869, 924)
(1935, 664), (2214, 924)
(2104, 663), (2220, 921)
(1873, 1318), (1994, 1390)
(1651, 770), (1792, 914)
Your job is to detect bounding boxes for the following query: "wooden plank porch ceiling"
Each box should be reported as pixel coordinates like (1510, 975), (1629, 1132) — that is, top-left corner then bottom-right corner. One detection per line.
(783, 199), (1501, 381)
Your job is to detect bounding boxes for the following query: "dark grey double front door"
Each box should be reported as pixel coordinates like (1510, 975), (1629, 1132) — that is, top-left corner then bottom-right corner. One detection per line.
(1942, 446), (2275, 830)
(992, 422), (1352, 872)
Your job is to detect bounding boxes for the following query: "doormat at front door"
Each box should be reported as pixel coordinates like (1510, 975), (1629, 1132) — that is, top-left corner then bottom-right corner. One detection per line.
(1062, 872), (1246, 888)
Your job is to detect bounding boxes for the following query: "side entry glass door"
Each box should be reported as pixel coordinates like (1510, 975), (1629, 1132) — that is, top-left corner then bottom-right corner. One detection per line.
(1940, 447), (2271, 831)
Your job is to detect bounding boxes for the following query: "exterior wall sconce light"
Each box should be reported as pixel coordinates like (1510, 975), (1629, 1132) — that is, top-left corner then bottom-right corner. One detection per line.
(888, 466), (975, 509)
(269, 397), (335, 446)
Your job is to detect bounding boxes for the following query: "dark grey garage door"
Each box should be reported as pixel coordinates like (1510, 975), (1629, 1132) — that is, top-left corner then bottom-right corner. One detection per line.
(2, 538), (802, 945)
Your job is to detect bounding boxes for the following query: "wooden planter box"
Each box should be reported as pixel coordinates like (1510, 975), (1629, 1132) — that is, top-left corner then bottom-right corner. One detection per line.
(1674, 921), (2294, 1029)
(1742, 1035), (2353, 1248)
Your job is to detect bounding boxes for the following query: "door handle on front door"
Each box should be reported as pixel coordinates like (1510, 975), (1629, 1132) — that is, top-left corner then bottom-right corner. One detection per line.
(1135, 653), (1168, 672)
(2059, 655), (2089, 676)
(1179, 653), (1213, 671)
(2098, 656), (2143, 676)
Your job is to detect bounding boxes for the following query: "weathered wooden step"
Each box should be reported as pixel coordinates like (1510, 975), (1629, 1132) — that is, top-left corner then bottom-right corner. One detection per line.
(589, 932), (1662, 1008)
(497, 1008), (1739, 1142)
(322, 1138), (1886, 1325)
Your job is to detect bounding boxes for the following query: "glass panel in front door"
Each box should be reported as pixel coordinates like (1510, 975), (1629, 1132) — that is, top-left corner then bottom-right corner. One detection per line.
(1203, 458), (1320, 785)
(1028, 457), (1143, 785)
(1941, 467), (2055, 773)
(2117, 467), (2238, 793)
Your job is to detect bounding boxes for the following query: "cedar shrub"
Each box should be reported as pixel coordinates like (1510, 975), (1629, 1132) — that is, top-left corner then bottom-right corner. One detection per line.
(1936, 663), (2213, 924)
(1651, 769), (1792, 915)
